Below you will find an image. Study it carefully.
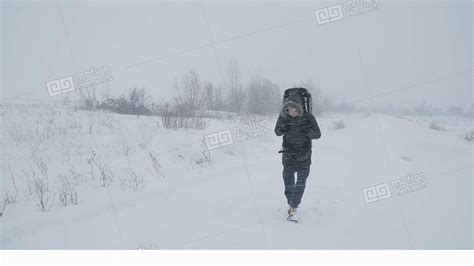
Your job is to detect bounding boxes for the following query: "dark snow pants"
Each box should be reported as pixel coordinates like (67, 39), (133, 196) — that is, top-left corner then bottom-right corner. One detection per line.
(282, 150), (311, 208)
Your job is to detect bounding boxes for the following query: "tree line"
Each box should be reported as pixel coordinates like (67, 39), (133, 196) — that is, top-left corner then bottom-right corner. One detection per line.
(77, 59), (330, 118)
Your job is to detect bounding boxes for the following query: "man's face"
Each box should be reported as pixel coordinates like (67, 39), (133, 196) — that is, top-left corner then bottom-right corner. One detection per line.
(288, 107), (298, 118)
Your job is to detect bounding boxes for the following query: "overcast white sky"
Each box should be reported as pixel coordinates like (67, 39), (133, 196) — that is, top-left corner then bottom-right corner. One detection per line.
(1, 0), (472, 108)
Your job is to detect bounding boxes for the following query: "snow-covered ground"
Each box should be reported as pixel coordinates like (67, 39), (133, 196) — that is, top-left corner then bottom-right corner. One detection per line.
(0, 102), (472, 249)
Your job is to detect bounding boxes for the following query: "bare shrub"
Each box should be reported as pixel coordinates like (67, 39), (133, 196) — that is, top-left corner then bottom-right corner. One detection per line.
(149, 152), (163, 178)
(161, 111), (177, 129)
(86, 112), (97, 135)
(87, 151), (97, 181)
(6, 163), (20, 201)
(121, 167), (145, 191)
(78, 87), (99, 110)
(68, 166), (86, 185)
(0, 191), (16, 217)
(96, 160), (113, 187)
(6, 120), (32, 143)
(181, 116), (207, 130)
(195, 149), (212, 166)
(30, 167), (54, 212)
(58, 175), (78, 207)
(105, 88), (152, 117)
(460, 130), (474, 142)
(0, 197), (8, 217)
(428, 121), (445, 131)
(22, 169), (33, 196)
(87, 151), (113, 187)
(332, 120), (345, 130)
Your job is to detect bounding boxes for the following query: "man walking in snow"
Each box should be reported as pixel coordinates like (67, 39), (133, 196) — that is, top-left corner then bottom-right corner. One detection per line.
(274, 95), (321, 222)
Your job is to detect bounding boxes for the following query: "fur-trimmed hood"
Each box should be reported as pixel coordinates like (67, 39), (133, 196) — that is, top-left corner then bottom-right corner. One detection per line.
(280, 100), (304, 117)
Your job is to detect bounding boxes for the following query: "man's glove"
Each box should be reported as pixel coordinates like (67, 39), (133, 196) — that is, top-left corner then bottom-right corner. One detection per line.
(300, 127), (310, 140)
(281, 123), (291, 133)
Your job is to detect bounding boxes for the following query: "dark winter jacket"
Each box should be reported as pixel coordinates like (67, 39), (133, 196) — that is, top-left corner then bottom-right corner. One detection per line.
(274, 99), (321, 166)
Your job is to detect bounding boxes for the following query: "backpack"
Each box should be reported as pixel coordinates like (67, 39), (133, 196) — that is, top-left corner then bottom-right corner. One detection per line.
(282, 87), (312, 113)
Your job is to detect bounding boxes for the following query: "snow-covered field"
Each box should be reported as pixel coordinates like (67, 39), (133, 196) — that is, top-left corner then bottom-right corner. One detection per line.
(0, 102), (472, 249)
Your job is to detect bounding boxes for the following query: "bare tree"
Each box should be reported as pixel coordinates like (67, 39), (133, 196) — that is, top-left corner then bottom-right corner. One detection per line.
(149, 98), (164, 116)
(246, 74), (281, 115)
(127, 88), (152, 117)
(202, 80), (215, 111)
(214, 85), (225, 111)
(174, 70), (204, 117)
(224, 59), (246, 113)
(78, 87), (98, 110)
